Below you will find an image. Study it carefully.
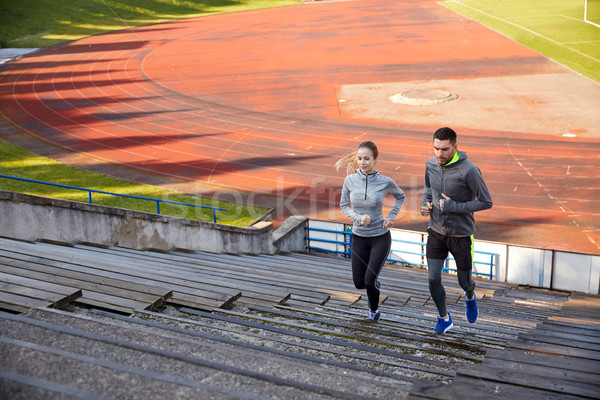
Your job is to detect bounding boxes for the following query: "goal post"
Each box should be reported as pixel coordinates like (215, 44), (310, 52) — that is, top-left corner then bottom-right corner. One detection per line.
(585, 0), (600, 28)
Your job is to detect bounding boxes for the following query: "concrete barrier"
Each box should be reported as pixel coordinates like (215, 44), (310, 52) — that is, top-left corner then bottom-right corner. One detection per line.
(0, 190), (276, 254)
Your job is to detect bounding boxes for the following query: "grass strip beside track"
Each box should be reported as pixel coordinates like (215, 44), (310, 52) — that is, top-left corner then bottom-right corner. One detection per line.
(0, 139), (270, 226)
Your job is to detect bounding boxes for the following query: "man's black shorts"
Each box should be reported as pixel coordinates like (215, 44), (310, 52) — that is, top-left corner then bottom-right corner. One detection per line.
(426, 228), (474, 271)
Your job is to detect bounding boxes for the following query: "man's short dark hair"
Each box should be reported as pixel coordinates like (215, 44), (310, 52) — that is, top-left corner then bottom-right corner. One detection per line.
(433, 127), (457, 144)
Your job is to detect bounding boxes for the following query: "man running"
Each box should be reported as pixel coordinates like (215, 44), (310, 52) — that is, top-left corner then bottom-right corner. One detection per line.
(420, 127), (493, 333)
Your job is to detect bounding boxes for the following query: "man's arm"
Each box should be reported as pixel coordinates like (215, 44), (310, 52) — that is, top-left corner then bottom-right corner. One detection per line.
(420, 165), (433, 216)
(442, 166), (492, 213)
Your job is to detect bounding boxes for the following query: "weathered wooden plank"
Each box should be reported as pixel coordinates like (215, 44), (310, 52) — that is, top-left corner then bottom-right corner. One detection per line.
(0, 272), (81, 296)
(550, 315), (600, 327)
(509, 338), (600, 360)
(482, 356), (600, 385)
(0, 246), (240, 299)
(520, 329), (600, 346)
(169, 290), (241, 310)
(0, 254), (170, 297)
(485, 348), (600, 373)
(0, 292), (52, 312)
(0, 249), (239, 302)
(457, 364), (600, 398)
(446, 375), (589, 400)
(0, 262), (169, 307)
(77, 290), (150, 312)
(0, 282), (81, 309)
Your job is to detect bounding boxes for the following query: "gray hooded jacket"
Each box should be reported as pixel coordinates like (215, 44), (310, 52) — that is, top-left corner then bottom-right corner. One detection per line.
(422, 151), (492, 237)
(340, 169), (405, 237)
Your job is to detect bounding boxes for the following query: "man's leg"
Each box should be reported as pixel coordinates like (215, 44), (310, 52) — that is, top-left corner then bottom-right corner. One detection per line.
(427, 258), (448, 318)
(452, 235), (478, 323)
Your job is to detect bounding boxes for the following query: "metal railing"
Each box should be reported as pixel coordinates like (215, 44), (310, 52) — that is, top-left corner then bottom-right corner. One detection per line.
(0, 174), (226, 223)
(305, 223), (495, 279)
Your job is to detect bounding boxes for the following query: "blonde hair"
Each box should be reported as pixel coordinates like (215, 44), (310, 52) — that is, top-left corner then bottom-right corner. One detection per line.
(335, 141), (378, 175)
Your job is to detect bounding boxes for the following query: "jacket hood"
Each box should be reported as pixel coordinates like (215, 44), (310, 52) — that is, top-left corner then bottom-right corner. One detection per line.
(444, 151), (468, 166)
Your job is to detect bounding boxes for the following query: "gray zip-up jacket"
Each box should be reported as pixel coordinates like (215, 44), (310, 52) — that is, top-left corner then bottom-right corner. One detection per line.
(422, 151), (492, 237)
(340, 169), (406, 237)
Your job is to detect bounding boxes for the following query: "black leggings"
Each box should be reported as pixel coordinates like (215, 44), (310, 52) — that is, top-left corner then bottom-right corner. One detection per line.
(427, 258), (475, 317)
(351, 231), (391, 312)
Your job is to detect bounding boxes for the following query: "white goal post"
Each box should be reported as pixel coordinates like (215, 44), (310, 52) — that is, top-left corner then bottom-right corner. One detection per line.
(585, 0), (600, 28)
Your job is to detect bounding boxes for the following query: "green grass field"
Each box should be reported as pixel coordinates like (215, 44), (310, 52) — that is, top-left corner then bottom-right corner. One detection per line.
(440, 0), (600, 82)
(0, 0), (301, 48)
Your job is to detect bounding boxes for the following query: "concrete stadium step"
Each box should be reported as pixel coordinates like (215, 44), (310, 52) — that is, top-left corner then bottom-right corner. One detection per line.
(1, 307), (408, 400)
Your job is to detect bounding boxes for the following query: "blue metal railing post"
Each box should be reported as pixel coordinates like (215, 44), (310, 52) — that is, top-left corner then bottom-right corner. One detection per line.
(346, 225), (353, 259)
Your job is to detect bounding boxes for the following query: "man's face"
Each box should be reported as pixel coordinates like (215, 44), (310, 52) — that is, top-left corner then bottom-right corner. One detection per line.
(433, 138), (457, 166)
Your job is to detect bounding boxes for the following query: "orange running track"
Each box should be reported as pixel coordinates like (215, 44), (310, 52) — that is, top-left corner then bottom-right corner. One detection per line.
(1, 0), (599, 254)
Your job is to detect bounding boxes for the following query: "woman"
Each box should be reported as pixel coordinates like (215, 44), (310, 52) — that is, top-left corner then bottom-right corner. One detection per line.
(336, 141), (405, 322)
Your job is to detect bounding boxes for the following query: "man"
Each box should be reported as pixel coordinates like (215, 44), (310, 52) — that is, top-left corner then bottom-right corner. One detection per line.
(420, 127), (493, 333)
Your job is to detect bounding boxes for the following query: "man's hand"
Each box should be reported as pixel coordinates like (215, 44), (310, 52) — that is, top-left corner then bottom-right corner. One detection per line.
(383, 218), (394, 228)
(420, 202), (432, 216)
(360, 214), (371, 225)
(440, 193), (451, 211)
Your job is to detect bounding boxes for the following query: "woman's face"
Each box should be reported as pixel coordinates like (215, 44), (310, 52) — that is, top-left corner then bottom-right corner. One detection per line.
(357, 147), (376, 174)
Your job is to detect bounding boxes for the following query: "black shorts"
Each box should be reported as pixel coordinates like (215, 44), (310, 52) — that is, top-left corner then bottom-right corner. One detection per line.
(426, 228), (474, 271)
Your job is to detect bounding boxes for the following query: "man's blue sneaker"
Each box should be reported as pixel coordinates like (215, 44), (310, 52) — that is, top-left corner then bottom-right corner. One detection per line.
(434, 313), (453, 333)
(369, 309), (381, 322)
(465, 294), (478, 323)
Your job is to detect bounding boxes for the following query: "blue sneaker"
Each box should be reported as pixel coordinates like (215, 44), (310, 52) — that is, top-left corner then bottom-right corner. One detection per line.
(434, 313), (453, 333)
(369, 309), (381, 322)
(465, 294), (478, 323)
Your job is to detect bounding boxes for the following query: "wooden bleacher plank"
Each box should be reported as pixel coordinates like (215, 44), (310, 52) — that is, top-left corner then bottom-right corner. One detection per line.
(0, 282), (80, 309)
(456, 363), (599, 399)
(0, 261), (168, 308)
(481, 355), (600, 385)
(0, 249), (237, 305)
(0, 291), (52, 312)
(508, 338), (600, 360)
(0, 271), (81, 294)
(169, 290), (241, 310)
(77, 290), (151, 313)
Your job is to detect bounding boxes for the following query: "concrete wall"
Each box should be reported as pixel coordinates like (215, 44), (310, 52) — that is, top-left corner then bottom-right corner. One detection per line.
(0, 190), (278, 254)
(273, 215), (308, 253)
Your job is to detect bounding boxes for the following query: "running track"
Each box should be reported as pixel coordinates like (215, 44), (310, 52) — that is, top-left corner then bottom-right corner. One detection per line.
(1, 0), (599, 254)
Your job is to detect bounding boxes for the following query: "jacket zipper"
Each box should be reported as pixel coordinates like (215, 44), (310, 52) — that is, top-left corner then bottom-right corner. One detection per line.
(364, 174), (368, 199)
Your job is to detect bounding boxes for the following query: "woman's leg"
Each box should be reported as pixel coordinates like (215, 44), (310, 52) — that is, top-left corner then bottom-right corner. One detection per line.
(364, 232), (391, 312)
(350, 234), (370, 290)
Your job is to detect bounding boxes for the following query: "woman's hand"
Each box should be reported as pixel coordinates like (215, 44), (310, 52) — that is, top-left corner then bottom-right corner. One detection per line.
(383, 218), (394, 228)
(360, 214), (371, 226)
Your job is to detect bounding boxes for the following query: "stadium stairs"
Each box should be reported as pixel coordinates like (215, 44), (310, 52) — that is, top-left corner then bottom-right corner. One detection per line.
(1, 236), (599, 399)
